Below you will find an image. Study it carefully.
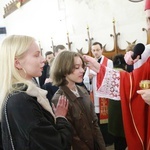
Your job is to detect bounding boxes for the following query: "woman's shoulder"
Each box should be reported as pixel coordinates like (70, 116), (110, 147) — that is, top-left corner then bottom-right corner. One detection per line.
(6, 91), (34, 106)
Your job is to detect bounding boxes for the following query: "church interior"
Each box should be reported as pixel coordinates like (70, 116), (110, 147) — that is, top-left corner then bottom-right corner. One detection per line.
(0, 0), (149, 150)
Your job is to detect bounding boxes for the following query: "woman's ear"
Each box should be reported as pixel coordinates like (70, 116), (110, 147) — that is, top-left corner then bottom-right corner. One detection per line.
(15, 58), (22, 70)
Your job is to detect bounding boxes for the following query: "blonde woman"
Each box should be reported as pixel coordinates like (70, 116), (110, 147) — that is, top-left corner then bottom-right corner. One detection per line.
(0, 35), (72, 150)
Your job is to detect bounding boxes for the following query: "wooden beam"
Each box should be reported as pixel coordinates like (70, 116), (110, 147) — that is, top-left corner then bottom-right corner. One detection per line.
(3, 0), (31, 18)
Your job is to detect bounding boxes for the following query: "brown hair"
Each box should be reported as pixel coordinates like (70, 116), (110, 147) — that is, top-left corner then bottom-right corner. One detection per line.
(50, 51), (85, 86)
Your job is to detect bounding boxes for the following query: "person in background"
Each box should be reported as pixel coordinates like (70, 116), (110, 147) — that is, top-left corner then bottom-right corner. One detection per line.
(53, 44), (67, 56)
(83, 53), (150, 150)
(0, 35), (73, 150)
(42, 57), (59, 103)
(42, 45), (67, 102)
(51, 51), (106, 150)
(108, 54), (127, 150)
(39, 51), (54, 87)
(83, 42), (113, 146)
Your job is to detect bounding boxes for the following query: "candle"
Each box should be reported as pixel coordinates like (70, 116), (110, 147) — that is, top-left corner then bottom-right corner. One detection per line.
(87, 24), (89, 30)
(112, 18), (115, 24)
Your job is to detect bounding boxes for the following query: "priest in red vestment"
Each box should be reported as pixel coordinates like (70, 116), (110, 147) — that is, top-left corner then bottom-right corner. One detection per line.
(127, 0), (150, 108)
(83, 1), (150, 149)
(83, 54), (150, 150)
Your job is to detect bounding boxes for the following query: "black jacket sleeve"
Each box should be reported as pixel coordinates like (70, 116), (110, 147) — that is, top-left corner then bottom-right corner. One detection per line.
(2, 92), (73, 150)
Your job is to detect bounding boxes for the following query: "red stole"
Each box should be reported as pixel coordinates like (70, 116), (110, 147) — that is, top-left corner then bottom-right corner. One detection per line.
(91, 56), (109, 124)
(99, 57), (109, 123)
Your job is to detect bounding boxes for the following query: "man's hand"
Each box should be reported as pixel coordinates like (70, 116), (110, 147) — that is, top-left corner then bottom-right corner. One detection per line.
(137, 89), (150, 105)
(89, 73), (94, 80)
(83, 55), (100, 73)
(124, 51), (140, 65)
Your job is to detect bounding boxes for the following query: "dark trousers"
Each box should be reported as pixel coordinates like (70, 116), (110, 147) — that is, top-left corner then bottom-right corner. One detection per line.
(114, 136), (127, 150)
(96, 114), (114, 147)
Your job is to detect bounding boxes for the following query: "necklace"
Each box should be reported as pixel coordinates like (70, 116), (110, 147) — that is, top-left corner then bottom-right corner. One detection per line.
(70, 88), (79, 97)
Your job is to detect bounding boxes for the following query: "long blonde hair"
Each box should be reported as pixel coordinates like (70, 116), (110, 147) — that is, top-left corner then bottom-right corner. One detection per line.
(0, 35), (35, 111)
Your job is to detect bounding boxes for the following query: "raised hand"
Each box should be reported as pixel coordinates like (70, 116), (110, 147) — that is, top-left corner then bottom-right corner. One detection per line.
(52, 95), (69, 117)
(124, 51), (140, 65)
(82, 55), (100, 73)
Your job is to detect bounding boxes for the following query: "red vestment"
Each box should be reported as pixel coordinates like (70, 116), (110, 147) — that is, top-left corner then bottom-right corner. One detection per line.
(97, 57), (150, 150)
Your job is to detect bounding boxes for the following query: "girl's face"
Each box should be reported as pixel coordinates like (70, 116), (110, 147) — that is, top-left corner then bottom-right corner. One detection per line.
(15, 42), (45, 80)
(66, 56), (85, 84)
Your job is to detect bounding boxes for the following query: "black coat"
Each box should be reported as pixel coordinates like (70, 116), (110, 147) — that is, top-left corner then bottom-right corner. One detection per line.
(1, 87), (72, 150)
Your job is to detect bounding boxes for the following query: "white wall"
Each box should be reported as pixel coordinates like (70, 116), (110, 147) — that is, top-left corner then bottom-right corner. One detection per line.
(0, 0), (146, 55)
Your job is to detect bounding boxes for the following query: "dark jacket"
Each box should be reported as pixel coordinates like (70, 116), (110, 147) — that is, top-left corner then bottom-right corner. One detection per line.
(1, 85), (72, 150)
(0, 123), (3, 150)
(39, 63), (50, 87)
(42, 82), (59, 102)
(52, 85), (106, 150)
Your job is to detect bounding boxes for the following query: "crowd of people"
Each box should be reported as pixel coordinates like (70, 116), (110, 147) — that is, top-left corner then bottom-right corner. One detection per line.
(0, 0), (150, 150)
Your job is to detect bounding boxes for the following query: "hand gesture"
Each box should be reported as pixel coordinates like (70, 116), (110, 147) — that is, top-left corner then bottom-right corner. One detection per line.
(83, 55), (100, 73)
(52, 95), (69, 117)
(137, 89), (150, 105)
(124, 51), (140, 65)
(89, 73), (94, 79)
